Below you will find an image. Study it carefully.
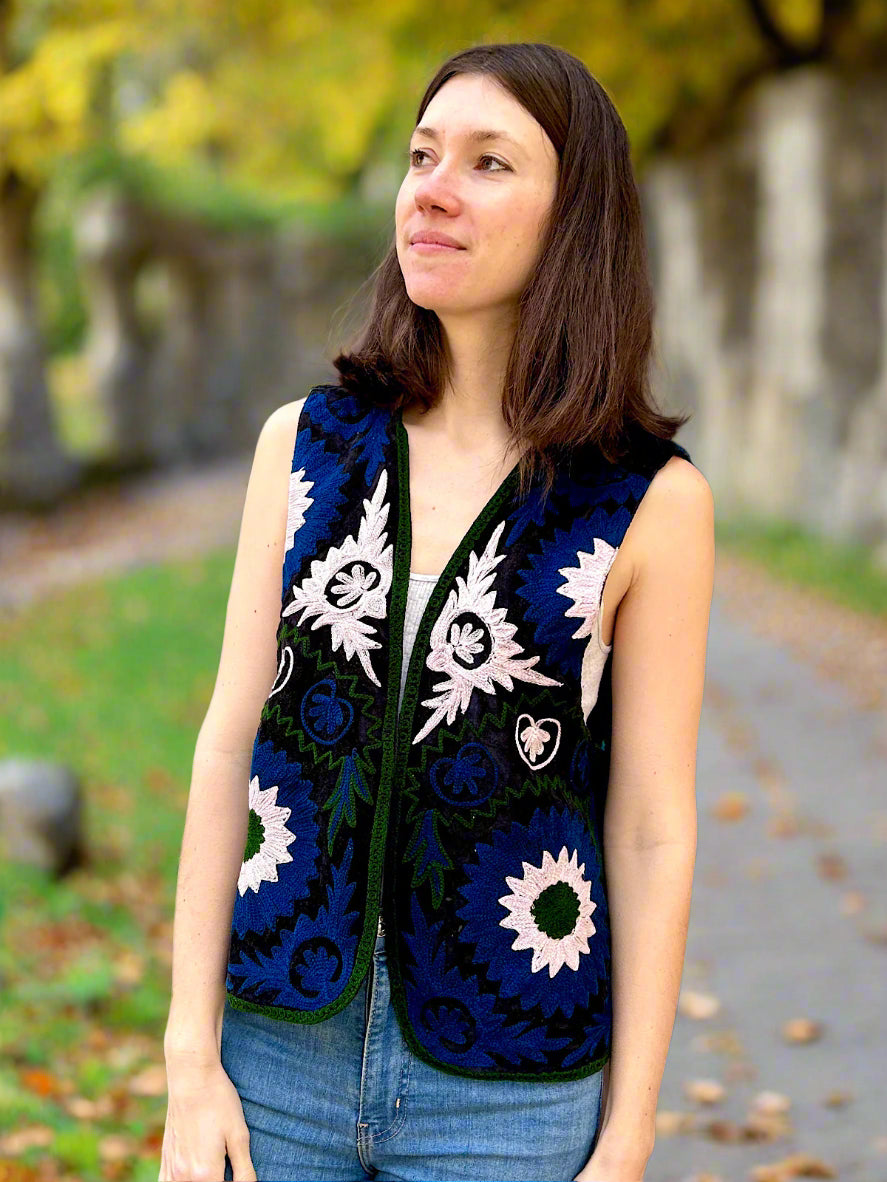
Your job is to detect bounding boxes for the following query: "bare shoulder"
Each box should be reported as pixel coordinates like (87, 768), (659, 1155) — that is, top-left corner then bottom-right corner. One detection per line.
(263, 396), (308, 437)
(624, 454), (715, 588)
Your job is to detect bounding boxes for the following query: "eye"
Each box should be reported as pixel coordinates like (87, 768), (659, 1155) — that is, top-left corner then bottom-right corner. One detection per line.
(408, 148), (510, 172)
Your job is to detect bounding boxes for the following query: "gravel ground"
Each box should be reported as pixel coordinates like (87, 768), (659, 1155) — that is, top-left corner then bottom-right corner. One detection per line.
(0, 455), (252, 614)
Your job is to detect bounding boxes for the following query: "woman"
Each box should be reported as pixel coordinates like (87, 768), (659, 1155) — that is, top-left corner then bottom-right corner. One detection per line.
(160, 41), (714, 1182)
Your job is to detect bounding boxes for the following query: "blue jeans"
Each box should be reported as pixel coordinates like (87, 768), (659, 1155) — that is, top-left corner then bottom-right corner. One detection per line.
(221, 926), (605, 1181)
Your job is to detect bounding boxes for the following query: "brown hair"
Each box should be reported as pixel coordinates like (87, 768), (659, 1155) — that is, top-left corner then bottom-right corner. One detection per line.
(332, 41), (690, 502)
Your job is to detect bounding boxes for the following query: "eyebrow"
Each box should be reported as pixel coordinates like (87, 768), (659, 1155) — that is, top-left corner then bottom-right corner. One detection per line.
(411, 125), (526, 155)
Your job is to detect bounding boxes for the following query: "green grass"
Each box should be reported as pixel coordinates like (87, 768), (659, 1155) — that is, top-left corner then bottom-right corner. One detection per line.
(0, 547), (236, 1179)
(716, 513), (887, 619)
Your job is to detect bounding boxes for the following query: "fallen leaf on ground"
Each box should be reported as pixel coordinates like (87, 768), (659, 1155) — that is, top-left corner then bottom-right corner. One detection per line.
(822, 1090), (853, 1107)
(704, 1118), (743, 1142)
(751, 1091), (791, 1114)
(0, 1126), (54, 1154)
(18, 1068), (65, 1098)
(781, 1018), (823, 1044)
(744, 1112), (793, 1141)
(111, 949), (145, 985)
(816, 853), (847, 881)
(713, 791), (749, 821)
(679, 990), (721, 1019)
(685, 1078), (726, 1104)
(749, 1152), (836, 1180)
(768, 813), (801, 838)
(127, 1062), (167, 1096)
(62, 1095), (114, 1119)
(655, 1110), (697, 1135)
(98, 1135), (138, 1162)
(840, 891), (866, 915)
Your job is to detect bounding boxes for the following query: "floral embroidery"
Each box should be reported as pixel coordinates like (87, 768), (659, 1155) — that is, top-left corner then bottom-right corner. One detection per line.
(557, 540), (618, 717)
(455, 806), (609, 1019)
(413, 520), (563, 744)
(515, 713), (562, 769)
(286, 467), (315, 553)
(281, 467), (393, 687)
(238, 774), (297, 895)
(227, 384), (691, 1081)
(498, 844), (598, 977)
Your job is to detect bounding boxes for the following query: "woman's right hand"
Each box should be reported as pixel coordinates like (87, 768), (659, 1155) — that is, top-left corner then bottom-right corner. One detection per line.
(159, 1054), (257, 1182)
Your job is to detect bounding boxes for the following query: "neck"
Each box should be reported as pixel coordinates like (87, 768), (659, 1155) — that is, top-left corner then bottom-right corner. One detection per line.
(424, 306), (517, 451)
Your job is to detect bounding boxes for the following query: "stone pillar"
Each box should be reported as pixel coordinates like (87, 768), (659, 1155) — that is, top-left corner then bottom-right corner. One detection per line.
(0, 171), (80, 505)
(746, 68), (832, 521)
(74, 188), (159, 465)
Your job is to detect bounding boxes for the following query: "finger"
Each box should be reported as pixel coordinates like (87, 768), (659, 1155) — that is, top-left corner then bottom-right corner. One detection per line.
(228, 1148), (258, 1182)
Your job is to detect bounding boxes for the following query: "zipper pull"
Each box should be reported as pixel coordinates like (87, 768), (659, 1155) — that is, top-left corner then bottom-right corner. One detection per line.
(377, 912), (385, 937)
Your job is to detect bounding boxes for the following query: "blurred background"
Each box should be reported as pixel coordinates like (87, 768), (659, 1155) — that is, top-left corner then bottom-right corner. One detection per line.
(1, 2), (886, 1180)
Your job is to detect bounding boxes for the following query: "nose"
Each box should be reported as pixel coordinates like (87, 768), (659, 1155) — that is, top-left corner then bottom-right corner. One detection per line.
(412, 159), (462, 216)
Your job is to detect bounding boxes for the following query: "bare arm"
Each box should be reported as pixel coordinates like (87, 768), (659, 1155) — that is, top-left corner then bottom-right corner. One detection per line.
(162, 398), (305, 1063)
(582, 456), (715, 1177)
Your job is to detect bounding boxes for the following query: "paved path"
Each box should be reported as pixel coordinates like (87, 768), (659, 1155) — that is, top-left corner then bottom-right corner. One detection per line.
(651, 595), (887, 1182)
(2, 457), (885, 1181)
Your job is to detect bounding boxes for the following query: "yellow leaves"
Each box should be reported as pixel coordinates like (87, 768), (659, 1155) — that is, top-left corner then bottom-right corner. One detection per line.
(0, 21), (132, 181)
(121, 69), (223, 162)
(760, 0), (823, 45)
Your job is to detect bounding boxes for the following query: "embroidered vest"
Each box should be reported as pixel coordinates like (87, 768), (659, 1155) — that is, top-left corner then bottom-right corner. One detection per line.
(225, 382), (693, 1083)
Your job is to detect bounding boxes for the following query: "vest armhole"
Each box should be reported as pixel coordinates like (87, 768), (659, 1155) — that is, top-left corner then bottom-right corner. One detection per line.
(596, 547), (618, 655)
(597, 442), (693, 654)
(282, 389), (316, 552)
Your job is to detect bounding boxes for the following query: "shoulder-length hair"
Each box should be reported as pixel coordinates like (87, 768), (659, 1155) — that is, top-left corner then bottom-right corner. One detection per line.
(332, 40), (690, 501)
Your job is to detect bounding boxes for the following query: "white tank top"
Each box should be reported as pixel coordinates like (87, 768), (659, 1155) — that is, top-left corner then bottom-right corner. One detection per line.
(398, 572), (440, 714)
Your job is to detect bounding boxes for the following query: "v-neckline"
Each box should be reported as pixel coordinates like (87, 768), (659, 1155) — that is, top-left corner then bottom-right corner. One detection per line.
(389, 405), (523, 747)
(372, 405), (527, 967)
(394, 404), (523, 584)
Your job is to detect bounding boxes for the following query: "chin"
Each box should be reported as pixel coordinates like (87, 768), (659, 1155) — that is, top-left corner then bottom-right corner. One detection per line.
(403, 282), (466, 313)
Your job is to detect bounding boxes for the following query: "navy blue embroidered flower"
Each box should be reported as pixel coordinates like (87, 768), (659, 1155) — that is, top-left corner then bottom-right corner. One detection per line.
(227, 839), (361, 1011)
(402, 895), (571, 1069)
(430, 742), (498, 808)
(302, 678), (355, 744)
(230, 738), (321, 938)
(455, 805), (609, 1019)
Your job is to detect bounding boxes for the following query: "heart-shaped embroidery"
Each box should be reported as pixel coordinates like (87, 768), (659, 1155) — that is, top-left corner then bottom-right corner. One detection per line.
(515, 713), (562, 770)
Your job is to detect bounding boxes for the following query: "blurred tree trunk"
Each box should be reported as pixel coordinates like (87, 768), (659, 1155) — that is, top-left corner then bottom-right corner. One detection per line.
(0, 170), (80, 505)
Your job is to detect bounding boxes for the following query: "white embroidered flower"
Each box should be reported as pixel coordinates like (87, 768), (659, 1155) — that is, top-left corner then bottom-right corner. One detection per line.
(413, 520), (563, 744)
(520, 717), (552, 763)
(238, 775), (298, 895)
(498, 845), (598, 977)
(282, 467), (393, 686)
(286, 467), (315, 553)
(515, 713), (562, 770)
(449, 620), (485, 663)
(557, 540), (618, 718)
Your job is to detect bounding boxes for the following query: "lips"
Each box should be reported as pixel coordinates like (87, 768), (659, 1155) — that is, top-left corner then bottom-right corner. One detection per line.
(409, 231), (465, 249)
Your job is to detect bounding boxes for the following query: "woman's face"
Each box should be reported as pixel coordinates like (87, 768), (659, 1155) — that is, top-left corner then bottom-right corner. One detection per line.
(395, 73), (559, 320)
